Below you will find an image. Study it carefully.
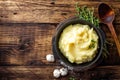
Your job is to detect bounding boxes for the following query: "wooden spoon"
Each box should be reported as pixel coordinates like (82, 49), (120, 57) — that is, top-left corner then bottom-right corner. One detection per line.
(98, 3), (120, 56)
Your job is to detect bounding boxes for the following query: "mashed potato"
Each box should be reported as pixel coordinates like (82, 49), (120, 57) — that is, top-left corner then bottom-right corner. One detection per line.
(59, 24), (98, 64)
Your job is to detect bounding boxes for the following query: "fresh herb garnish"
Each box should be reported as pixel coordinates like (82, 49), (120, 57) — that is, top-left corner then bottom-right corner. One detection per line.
(102, 41), (113, 58)
(69, 77), (76, 80)
(89, 39), (96, 49)
(75, 3), (99, 27)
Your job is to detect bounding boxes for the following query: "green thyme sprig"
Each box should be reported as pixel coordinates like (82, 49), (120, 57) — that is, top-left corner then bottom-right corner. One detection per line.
(75, 3), (99, 27)
(102, 41), (113, 58)
(69, 77), (76, 80)
(89, 39), (96, 49)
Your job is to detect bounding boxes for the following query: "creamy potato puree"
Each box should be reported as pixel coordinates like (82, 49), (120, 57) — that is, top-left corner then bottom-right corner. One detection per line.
(59, 24), (98, 64)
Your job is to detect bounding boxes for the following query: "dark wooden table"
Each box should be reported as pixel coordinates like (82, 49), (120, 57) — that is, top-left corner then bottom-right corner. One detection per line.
(0, 0), (120, 80)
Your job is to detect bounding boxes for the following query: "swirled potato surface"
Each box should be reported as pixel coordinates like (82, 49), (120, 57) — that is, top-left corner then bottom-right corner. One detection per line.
(59, 24), (98, 64)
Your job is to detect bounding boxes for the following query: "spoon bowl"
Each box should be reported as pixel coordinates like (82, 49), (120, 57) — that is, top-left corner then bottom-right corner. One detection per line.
(98, 3), (115, 23)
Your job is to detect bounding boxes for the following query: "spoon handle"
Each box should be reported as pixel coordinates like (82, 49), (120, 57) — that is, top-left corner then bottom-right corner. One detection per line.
(108, 23), (120, 56)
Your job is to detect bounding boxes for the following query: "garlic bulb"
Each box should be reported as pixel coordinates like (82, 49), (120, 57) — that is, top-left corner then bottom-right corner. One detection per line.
(46, 54), (55, 62)
(53, 69), (61, 78)
(60, 68), (68, 76)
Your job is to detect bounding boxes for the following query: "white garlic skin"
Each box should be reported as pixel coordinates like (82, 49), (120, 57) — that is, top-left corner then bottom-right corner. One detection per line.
(60, 68), (68, 76)
(46, 54), (55, 62)
(53, 69), (61, 78)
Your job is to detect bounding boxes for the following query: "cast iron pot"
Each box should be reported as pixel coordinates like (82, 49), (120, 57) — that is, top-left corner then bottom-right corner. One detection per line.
(52, 17), (105, 71)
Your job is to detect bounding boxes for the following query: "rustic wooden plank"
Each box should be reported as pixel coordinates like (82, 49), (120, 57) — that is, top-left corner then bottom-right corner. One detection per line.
(72, 66), (120, 80)
(0, 0), (120, 23)
(0, 23), (120, 66)
(0, 23), (57, 66)
(0, 66), (120, 80)
(0, 66), (56, 80)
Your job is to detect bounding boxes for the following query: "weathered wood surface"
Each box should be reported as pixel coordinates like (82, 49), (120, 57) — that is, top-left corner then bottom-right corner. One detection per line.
(0, 0), (120, 80)
(0, 0), (120, 23)
(0, 66), (120, 80)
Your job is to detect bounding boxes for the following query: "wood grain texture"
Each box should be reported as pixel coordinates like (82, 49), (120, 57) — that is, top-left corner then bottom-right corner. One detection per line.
(0, 0), (120, 23)
(0, 23), (57, 66)
(0, 66), (120, 80)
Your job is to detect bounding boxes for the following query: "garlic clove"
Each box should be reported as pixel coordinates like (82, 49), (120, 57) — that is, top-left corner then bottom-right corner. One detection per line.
(53, 69), (61, 78)
(46, 54), (55, 62)
(60, 68), (68, 76)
